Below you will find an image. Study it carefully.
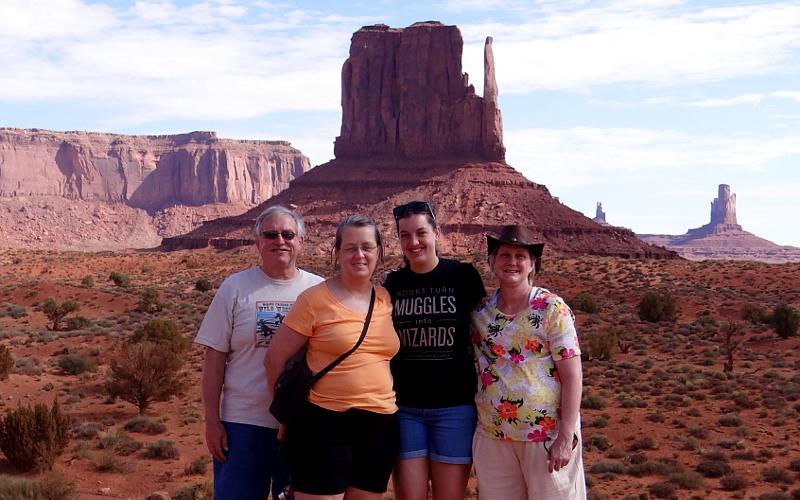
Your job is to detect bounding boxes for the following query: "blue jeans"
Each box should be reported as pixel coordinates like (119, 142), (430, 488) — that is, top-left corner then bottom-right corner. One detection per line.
(213, 421), (289, 500)
(397, 404), (477, 464)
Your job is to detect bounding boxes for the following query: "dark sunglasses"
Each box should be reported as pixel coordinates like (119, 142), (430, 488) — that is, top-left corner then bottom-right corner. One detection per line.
(261, 230), (296, 240)
(392, 201), (436, 221)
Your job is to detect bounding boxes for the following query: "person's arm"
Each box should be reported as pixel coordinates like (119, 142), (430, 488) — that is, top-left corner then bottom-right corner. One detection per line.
(264, 323), (309, 438)
(548, 355), (582, 473)
(201, 346), (228, 462)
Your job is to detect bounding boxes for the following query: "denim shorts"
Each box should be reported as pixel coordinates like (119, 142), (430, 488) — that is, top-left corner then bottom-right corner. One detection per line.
(397, 404), (477, 464)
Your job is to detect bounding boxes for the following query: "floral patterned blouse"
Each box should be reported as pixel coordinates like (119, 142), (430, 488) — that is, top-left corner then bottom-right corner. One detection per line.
(471, 286), (581, 443)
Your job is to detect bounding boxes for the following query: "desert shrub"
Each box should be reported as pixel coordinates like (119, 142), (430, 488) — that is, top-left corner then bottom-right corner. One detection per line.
(789, 459), (800, 472)
(0, 472), (76, 500)
(759, 493), (790, 500)
(627, 460), (680, 477)
(583, 328), (618, 361)
(194, 278), (213, 292)
(584, 434), (612, 452)
(648, 481), (677, 499)
(742, 303), (768, 324)
(184, 455), (210, 476)
(80, 275), (94, 287)
(0, 345), (13, 380)
(589, 461), (626, 474)
(582, 394), (608, 410)
(137, 287), (162, 313)
(695, 460), (731, 478)
(719, 414), (742, 427)
(128, 319), (189, 355)
(174, 482), (213, 500)
(587, 416), (608, 428)
(145, 439), (180, 460)
(0, 302), (27, 319)
(14, 356), (42, 376)
(106, 341), (186, 415)
(720, 473), (749, 491)
(97, 429), (141, 456)
(64, 316), (91, 331)
(57, 354), (95, 375)
(668, 471), (704, 490)
(108, 271), (131, 288)
(71, 421), (104, 440)
(771, 304), (799, 339)
(123, 416), (166, 435)
(93, 450), (130, 473)
(762, 466), (795, 484)
(628, 436), (658, 451)
(40, 298), (80, 331)
(638, 291), (679, 323)
(0, 400), (70, 472)
(570, 292), (600, 314)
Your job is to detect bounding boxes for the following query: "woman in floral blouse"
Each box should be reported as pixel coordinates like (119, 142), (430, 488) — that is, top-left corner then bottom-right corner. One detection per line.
(471, 225), (586, 499)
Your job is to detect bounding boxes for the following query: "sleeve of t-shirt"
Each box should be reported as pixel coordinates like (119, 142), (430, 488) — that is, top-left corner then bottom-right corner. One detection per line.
(194, 277), (236, 353)
(282, 288), (317, 337)
(545, 296), (582, 361)
(463, 263), (487, 309)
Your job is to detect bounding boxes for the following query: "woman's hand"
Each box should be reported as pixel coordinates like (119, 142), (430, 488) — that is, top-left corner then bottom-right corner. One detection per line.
(547, 433), (575, 473)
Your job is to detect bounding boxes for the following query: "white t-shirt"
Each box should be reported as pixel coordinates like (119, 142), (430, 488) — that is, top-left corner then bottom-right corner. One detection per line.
(195, 267), (324, 428)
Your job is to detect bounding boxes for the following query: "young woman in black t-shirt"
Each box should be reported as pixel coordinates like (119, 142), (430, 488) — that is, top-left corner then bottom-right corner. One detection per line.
(384, 201), (486, 500)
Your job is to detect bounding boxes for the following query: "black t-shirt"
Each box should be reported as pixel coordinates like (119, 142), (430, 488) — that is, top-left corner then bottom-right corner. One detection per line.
(384, 258), (486, 408)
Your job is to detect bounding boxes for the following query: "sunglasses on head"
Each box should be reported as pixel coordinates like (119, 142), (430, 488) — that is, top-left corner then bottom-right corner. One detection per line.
(261, 230), (297, 240)
(392, 201), (436, 221)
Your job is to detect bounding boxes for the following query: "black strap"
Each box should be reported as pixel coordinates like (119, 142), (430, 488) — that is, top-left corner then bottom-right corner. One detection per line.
(311, 287), (376, 383)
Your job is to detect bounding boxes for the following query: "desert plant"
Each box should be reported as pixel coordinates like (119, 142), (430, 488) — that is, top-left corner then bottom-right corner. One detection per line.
(582, 394), (608, 410)
(589, 461), (627, 474)
(93, 450), (130, 473)
(184, 455), (211, 475)
(123, 416), (166, 435)
(0, 302), (27, 319)
(668, 471), (704, 490)
(145, 439), (180, 459)
(97, 429), (142, 456)
(108, 271), (131, 288)
(0, 345), (13, 381)
(771, 304), (799, 339)
(638, 291), (679, 322)
(719, 321), (744, 373)
(80, 275), (94, 287)
(128, 319), (189, 355)
(570, 292), (600, 313)
(57, 354), (95, 375)
(194, 278), (213, 292)
(695, 460), (731, 478)
(0, 399), (70, 471)
(762, 466), (795, 484)
(742, 303), (768, 324)
(40, 298), (80, 331)
(64, 316), (91, 331)
(137, 287), (162, 313)
(648, 481), (677, 499)
(583, 327), (619, 361)
(106, 341), (186, 415)
(720, 473), (749, 491)
(584, 434), (612, 452)
(0, 472), (76, 500)
(174, 482), (213, 500)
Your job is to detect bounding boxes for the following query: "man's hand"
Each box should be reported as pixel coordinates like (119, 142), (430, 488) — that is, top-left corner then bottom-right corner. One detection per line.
(205, 419), (228, 462)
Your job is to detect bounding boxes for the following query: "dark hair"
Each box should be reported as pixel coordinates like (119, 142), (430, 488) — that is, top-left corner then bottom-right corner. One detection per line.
(332, 214), (384, 265)
(392, 200), (437, 233)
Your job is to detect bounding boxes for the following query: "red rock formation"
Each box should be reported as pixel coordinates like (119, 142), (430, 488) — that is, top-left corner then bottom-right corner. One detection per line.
(165, 21), (674, 260)
(638, 184), (800, 263)
(0, 128), (310, 211)
(334, 22), (504, 161)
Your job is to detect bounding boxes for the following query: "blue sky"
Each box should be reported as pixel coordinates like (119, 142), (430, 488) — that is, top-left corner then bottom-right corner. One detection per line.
(2, 0), (799, 246)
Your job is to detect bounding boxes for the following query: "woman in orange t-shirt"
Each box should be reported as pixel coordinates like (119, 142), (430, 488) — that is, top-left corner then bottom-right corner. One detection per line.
(266, 214), (400, 500)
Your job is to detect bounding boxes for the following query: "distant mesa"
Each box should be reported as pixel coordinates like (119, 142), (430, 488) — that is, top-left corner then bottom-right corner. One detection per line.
(638, 184), (800, 263)
(165, 21), (674, 260)
(0, 128), (310, 250)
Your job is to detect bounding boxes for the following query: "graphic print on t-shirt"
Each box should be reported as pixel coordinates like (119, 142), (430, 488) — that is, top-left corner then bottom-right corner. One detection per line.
(255, 301), (293, 348)
(393, 286), (458, 360)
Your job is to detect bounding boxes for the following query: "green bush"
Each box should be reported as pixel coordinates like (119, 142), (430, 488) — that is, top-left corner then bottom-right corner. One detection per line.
(771, 304), (799, 339)
(195, 278), (213, 292)
(0, 400), (70, 472)
(584, 434), (612, 451)
(145, 439), (180, 460)
(57, 354), (95, 376)
(108, 271), (131, 288)
(123, 416), (166, 435)
(93, 450), (130, 473)
(137, 287), (162, 313)
(97, 429), (142, 456)
(742, 303), (768, 324)
(638, 291), (679, 322)
(40, 299), (80, 331)
(0, 345), (13, 381)
(0, 472), (76, 500)
(581, 394), (608, 410)
(0, 302), (27, 319)
(64, 316), (91, 331)
(128, 319), (189, 355)
(80, 275), (94, 287)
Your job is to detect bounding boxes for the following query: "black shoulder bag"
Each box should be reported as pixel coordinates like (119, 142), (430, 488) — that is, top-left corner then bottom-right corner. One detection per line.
(270, 288), (376, 425)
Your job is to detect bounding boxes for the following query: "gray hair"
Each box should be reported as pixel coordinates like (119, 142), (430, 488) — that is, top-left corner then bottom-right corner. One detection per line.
(253, 205), (306, 238)
(333, 214), (384, 263)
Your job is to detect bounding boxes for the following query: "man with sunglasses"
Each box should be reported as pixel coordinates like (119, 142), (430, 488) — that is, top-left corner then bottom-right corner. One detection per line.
(196, 205), (323, 500)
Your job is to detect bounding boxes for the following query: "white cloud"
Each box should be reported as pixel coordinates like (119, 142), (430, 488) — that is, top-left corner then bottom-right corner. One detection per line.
(772, 91), (800, 102)
(690, 94), (765, 107)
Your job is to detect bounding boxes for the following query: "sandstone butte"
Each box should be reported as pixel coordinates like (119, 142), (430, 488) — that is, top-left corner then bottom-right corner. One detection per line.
(639, 184), (800, 263)
(164, 21), (675, 260)
(0, 129), (310, 250)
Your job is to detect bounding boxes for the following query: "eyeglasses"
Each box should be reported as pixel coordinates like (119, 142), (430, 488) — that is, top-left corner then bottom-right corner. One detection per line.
(340, 244), (378, 255)
(392, 201), (436, 222)
(261, 230), (296, 240)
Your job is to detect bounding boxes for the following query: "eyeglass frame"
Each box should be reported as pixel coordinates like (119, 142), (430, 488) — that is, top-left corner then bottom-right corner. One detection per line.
(261, 230), (297, 241)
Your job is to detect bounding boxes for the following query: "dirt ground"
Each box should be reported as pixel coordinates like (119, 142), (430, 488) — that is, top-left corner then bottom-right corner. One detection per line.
(0, 246), (798, 499)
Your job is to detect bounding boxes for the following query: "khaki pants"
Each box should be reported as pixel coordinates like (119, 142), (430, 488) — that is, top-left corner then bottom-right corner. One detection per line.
(472, 432), (587, 500)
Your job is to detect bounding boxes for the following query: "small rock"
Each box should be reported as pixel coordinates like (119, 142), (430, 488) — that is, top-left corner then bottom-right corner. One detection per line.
(98, 487), (111, 495)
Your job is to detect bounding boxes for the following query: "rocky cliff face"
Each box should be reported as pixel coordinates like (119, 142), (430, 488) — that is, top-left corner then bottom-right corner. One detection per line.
(334, 22), (504, 161)
(166, 22), (673, 260)
(638, 184), (800, 263)
(0, 129), (310, 212)
(0, 128), (310, 250)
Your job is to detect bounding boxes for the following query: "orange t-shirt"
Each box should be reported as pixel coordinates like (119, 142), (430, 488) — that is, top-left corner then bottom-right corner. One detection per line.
(283, 282), (399, 414)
